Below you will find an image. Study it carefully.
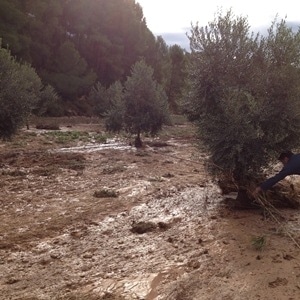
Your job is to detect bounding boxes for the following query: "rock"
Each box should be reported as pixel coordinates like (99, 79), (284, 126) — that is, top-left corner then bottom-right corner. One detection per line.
(158, 221), (171, 230)
(283, 254), (294, 260)
(50, 251), (62, 259)
(130, 221), (157, 234)
(83, 253), (93, 259)
(187, 259), (201, 269)
(81, 265), (93, 272)
(5, 277), (20, 284)
(268, 277), (288, 288)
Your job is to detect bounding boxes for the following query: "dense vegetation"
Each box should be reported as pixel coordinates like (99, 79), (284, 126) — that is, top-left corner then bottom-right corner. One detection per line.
(186, 10), (300, 188)
(0, 0), (187, 115)
(0, 44), (58, 140)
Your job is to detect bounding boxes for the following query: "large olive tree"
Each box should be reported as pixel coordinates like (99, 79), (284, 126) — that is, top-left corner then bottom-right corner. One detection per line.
(186, 11), (300, 188)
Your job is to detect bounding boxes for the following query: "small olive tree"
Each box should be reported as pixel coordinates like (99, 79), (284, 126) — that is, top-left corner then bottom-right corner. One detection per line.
(106, 60), (170, 147)
(186, 11), (300, 186)
(123, 60), (170, 147)
(88, 82), (111, 117)
(105, 81), (125, 132)
(33, 84), (61, 117)
(0, 44), (43, 139)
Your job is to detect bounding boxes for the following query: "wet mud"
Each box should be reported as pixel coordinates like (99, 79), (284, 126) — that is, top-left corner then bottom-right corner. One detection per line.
(1, 123), (300, 299)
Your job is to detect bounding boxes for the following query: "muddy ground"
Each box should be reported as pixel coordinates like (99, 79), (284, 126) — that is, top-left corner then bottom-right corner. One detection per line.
(0, 117), (300, 300)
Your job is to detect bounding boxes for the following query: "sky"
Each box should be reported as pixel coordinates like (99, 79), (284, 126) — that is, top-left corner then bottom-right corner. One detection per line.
(136, 0), (300, 49)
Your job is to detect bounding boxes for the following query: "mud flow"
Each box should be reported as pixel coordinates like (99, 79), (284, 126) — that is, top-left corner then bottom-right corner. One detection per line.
(1, 122), (300, 300)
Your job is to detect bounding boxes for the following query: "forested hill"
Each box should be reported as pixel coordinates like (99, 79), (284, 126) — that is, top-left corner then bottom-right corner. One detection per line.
(0, 0), (187, 113)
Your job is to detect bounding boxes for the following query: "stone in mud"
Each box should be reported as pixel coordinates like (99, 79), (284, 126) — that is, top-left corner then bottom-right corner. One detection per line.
(93, 189), (118, 198)
(5, 277), (20, 284)
(187, 259), (201, 269)
(130, 221), (157, 234)
(268, 277), (288, 288)
(157, 221), (171, 230)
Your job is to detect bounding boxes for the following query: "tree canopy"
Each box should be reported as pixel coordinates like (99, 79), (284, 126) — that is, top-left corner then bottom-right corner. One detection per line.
(0, 0), (187, 111)
(0, 43), (43, 139)
(186, 11), (300, 182)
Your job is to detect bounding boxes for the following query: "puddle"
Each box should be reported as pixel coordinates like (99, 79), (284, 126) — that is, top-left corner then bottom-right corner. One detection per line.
(118, 180), (152, 197)
(53, 138), (133, 153)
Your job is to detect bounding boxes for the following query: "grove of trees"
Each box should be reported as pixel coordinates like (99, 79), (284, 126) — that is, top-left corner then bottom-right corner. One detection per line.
(0, 0), (187, 115)
(0, 0), (187, 140)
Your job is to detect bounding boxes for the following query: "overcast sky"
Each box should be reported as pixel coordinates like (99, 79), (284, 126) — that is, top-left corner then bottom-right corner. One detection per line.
(136, 0), (300, 49)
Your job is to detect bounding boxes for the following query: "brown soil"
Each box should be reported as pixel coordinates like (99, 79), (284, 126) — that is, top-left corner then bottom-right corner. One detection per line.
(1, 118), (300, 300)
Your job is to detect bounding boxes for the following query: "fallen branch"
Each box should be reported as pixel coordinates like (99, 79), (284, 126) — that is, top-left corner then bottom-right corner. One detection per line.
(254, 193), (300, 249)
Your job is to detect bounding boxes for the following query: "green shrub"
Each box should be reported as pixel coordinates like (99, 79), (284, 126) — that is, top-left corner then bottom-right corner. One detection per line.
(33, 85), (62, 117)
(93, 133), (107, 143)
(0, 42), (42, 140)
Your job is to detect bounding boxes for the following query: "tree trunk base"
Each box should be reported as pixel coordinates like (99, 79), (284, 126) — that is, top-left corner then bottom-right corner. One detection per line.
(222, 185), (300, 210)
(222, 188), (258, 210)
(134, 136), (143, 148)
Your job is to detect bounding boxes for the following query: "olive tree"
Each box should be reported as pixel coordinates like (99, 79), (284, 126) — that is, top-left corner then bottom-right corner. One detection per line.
(186, 11), (300, 186)
(88, 82), (110, 117)
(33, 85), (61, 117)
(105, 81), (125, 133)
(105, 60), (170, 147)
(123, 60), (170, 147)
(0, 44), (43, 139)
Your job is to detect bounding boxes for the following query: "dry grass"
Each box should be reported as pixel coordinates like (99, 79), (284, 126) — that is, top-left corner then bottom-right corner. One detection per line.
(251, 235), (267, 251)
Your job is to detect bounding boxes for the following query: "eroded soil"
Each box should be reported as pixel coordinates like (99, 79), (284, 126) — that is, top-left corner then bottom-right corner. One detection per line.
(1, 119), (300, 300)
